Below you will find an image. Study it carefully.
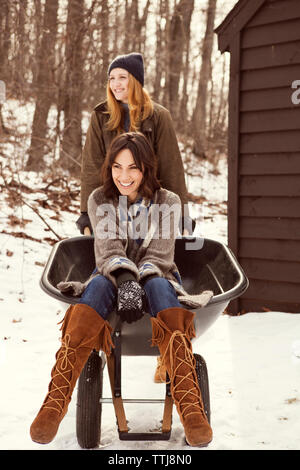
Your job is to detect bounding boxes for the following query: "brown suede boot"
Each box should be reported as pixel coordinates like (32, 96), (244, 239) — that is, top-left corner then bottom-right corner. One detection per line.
(154, 356), (167, 383)
(30, 304), (114, 444)
(151, 307), (213, 447)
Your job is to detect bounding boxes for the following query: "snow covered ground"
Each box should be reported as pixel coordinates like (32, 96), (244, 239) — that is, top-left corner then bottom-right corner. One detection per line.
(1, 232), (300, 451)
(1, 100), (300, 451)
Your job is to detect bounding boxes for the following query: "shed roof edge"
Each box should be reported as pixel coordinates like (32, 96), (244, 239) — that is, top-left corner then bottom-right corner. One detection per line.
(215, 0), (267, 52)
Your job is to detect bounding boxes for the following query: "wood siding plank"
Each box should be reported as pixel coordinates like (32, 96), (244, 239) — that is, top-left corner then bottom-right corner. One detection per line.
(240, 175), (300, 197)
(239, 217), (300, 240)
(241, 87), (296, 112)
(240, 153), (300, 175)
(242, 18), (300, 49)
(240, 196), (300, 218)
(240, 130), (300, 153)
(240, 108), (300, 133)
(241, 278), (300, 304)
(240, 258), (300, 283)
(247, 0), (300, 28)
(241, 41), (300, 71)
(239, 238), (300, 262)
(241, 64), (299, 90)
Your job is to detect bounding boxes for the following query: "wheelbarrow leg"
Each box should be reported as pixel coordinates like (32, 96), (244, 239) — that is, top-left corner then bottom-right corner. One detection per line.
(106, 333), (129, 433)
(106, 326), (173, 440)
(161, 376), (173, 434)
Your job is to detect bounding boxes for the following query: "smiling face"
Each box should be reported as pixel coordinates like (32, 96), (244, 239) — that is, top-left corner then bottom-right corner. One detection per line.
(111, 148), (144, 202)
(109, 67), (129, 103)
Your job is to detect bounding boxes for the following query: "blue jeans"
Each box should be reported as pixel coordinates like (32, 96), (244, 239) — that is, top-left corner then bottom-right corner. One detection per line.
(78, 274), (181, 319)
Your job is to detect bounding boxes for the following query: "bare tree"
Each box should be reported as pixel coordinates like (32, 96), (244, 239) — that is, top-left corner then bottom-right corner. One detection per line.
(192, 0), (217, 158)
(179, 0), (194, 131)
(98, 0), (110, 93)
(31, 0), (43, 90)
(26, 0), (59, 171)
(123, 0), (131, 51)
(0, 0), (11, 85)
(122, 0), (151, 53)
(167, 0), (195, 123)
(0, 0), (10, 136)
(208, 54), (228, 159)
(131, 0), (151, 53)
(161, 0), (171, 109)
(152, 0), (164, 102)
(112, 0), (121, 57)
(59, 0), (84, 174)
(13, 0), (28, 96)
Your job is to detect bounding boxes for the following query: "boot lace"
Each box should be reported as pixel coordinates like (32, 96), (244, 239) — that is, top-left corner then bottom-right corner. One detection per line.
(42, 334), (76, 413)
(162, 330), (206, 419)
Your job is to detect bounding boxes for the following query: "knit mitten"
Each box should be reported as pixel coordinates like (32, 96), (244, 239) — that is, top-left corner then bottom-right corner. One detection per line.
(117, 280), (144, 323)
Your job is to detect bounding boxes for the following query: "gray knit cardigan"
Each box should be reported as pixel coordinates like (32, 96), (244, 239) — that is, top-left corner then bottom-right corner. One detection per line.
(58, 186), (213, 308)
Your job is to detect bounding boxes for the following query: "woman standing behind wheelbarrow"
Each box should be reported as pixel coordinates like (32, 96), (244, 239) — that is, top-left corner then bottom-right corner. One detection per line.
(30, 132), (213, 447)
(76, 51), (193, 237)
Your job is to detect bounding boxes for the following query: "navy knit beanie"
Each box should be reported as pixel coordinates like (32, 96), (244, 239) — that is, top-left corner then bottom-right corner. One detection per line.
(108, 53), (144, 87)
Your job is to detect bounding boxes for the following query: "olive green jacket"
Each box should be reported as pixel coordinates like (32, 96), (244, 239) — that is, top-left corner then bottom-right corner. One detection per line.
(80, 100), (189, 212)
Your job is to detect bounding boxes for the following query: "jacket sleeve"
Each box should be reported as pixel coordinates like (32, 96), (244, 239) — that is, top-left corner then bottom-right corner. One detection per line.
(154, 107), (189, 209)
(80, 111), (106, 212)
(137, 192), (181, 281)
(88, 192), (139, 286)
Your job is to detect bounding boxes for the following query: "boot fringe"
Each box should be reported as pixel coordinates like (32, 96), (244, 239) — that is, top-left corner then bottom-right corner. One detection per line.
(187, 321), (196, 340)
(150, 317), (167, 346)
(100, 322), (115, 356)
(150, 311), (196, 347)
(153, 356), (167, 383)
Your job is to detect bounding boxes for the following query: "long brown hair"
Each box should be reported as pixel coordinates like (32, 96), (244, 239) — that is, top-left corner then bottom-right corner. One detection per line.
(106, 74), (154, 132)
(101, 132), (160, 200)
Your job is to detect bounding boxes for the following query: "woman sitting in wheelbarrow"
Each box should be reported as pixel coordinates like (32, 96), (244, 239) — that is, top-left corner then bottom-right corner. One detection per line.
(30, 132), (213, 447)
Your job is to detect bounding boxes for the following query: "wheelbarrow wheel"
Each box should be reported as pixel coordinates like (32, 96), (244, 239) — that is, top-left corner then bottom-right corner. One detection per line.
(194, 353), (211, 424)
(76, 350), (104, 449)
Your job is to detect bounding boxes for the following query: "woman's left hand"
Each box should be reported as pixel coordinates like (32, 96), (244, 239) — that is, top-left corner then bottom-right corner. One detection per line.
(117, 280), (145, 323)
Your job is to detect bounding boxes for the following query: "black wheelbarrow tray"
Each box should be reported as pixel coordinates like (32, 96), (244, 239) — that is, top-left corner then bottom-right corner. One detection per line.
(40, 236), (248, 449)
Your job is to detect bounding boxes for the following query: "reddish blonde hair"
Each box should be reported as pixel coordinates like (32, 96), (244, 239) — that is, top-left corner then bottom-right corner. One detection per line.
(106, 74), (153, 132)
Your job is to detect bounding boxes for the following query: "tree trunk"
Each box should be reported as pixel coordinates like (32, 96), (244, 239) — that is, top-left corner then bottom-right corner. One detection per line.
(168, 0), (194, 123)
(180, 0), (194, 132)
(112, 0), (121, 57)
(153, 0), (164, 102)
(192, 0), (217, 158)
(0, 0), (11, 86)
(60, 0), (84, 175)
(32, 0), (42, 91)
(26, 0), (59, 171)
(122, 0), (150, 53)
(161, 0), (170, 110)
(13, 0), (28, 97)
(123, 0), (132, 51)
(131, 0), (151, 53)
(99, 0), (110, 92)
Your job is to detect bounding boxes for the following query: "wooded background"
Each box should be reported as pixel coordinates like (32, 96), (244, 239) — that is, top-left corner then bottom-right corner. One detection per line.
(0, 0), (235, 176)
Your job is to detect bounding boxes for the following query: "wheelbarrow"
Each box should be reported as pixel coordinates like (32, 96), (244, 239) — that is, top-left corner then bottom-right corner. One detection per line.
(40, 236), (248, 448)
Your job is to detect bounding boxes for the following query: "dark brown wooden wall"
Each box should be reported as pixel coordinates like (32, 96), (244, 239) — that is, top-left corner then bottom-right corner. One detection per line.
(236, 0), (300, 312)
